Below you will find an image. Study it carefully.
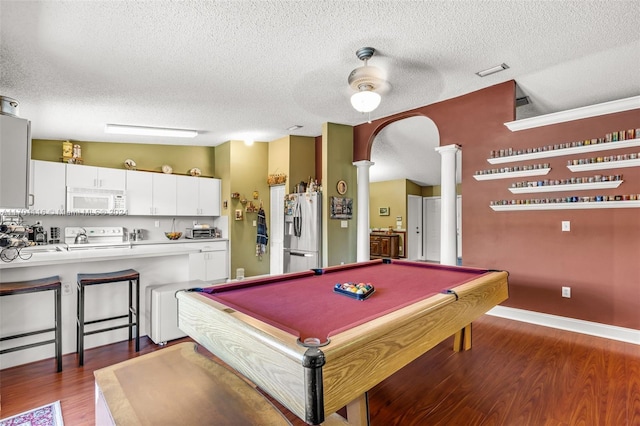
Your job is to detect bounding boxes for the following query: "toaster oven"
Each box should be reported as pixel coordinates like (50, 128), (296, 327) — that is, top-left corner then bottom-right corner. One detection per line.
(186, 228), (215, 239)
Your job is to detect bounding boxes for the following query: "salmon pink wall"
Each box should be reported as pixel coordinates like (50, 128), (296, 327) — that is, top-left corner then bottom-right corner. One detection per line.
(354, 81), (640, 330)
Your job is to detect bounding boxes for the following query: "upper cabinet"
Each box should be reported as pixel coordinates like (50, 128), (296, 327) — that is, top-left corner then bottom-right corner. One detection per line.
(151, 173), (177, 216)
(176, 175), (221, 216)
(126, 170), (177, 216)
(0, 114), (31, 209)
(125, 170), (153, 215)
(30, 160), (66, 213)
(66, 163), (125, 190)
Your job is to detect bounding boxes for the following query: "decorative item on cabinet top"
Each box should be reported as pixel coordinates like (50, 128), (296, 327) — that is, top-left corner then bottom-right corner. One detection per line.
(487, 135), (640, 165)
(267, 173), (287, 185)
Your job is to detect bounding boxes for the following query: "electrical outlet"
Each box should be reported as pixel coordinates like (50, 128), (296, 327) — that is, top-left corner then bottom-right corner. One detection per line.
(155, 220), (160, 228)
(562, 221), (570, 232)
(62, 282), (73, 296)
(562, 286), (571, 298)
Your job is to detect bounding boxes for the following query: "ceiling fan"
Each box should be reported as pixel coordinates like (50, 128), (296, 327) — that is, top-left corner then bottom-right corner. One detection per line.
(348, 47), (390, 114)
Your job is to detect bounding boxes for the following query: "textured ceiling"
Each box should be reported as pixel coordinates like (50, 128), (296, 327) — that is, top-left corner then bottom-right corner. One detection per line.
(1, 1), (639, 186)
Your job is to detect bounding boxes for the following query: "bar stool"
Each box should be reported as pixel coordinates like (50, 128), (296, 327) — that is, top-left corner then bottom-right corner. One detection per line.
(0, 276), (63, 372)
(77, 269), (140, 366)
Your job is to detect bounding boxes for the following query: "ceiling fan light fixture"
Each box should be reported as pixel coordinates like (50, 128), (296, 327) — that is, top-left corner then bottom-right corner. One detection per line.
(348, 46), (387, 113)
(350, 85), (381, 113)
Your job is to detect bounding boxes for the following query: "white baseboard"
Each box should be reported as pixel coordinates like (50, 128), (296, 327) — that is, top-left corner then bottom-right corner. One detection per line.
(487, 306), (640, 345)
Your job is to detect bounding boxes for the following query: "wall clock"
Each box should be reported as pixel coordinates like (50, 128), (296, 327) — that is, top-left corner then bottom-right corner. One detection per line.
(336, 180), (347, 195)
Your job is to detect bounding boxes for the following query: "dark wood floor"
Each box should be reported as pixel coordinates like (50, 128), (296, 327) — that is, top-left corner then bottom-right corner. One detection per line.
(1, 315), (639, 425)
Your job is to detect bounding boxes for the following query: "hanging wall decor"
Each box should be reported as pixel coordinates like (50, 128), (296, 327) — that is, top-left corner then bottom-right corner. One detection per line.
(330, 196), (353, 219)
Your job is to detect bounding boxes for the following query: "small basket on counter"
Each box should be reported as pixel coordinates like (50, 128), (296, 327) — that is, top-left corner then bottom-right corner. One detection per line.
(165, 219), (182, 240)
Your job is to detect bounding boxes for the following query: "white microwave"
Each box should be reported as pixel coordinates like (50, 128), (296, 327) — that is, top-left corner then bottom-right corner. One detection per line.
(66, 187), (127, 214)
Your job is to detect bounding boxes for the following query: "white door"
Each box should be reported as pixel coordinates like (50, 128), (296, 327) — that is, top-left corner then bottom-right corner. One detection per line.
(423, 196), (462, 263)
(269, 185), (285, 275)
(423, 197), (441, 262)
(406, 195), (423, 260)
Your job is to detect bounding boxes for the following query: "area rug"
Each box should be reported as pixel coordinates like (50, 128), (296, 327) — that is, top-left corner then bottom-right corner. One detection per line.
(0, 401), (64, 426)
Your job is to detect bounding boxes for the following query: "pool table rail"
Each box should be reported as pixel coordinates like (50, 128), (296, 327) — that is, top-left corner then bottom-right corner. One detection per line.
(319, 270), (509, 417)
(177, 293), (311, 418)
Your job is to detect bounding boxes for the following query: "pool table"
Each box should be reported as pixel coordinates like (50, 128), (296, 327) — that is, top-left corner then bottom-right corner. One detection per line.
(176, 259), (509, 425)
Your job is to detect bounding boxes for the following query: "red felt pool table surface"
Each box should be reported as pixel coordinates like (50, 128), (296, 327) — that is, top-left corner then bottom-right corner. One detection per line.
(199, 259), (492, 343)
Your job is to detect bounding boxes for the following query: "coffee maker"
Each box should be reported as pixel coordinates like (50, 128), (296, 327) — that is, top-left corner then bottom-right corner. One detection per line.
(28, 225), (48, 245)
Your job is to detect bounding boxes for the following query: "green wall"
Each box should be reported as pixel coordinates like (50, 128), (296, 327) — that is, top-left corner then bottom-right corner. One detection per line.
(31, 139), (216, 177)
(225, 141), (270, 279)
(322, 123), (356, 266)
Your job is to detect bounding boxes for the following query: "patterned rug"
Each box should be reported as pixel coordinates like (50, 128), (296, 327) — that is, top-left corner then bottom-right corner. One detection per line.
(0, 401), (64, 426)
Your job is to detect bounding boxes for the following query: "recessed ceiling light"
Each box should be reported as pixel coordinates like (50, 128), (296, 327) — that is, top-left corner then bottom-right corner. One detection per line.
(286, 125), (303, 131)
(105, 124), (197, 138)
(475, 63), (509, 77)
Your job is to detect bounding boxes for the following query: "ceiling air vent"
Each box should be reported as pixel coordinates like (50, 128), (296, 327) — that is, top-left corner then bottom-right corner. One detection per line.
(515, 96), (530, 108)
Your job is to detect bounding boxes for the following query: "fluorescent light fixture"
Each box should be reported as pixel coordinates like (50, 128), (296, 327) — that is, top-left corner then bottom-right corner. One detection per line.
(287, 125), (303, 131)
(105, 124), (198, 138)
(475, 63), (509, 77)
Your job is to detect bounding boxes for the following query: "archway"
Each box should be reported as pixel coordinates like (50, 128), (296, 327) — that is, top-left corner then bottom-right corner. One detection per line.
(368, 116), (461, 263)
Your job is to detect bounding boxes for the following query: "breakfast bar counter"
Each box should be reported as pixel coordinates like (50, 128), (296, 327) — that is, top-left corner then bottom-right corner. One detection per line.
(0, 238), (228, 269)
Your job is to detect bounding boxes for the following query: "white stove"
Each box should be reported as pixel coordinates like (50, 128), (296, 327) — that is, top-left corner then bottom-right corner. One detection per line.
(64, 226), (129, 250)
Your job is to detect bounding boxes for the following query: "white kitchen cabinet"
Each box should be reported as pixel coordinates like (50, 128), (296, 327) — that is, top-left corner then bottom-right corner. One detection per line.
(66, 163), (125, 190)
(176, 175), (199, 216)
(0, 114), (30, 209)
(126, 170), (176, 216)
(176, 176), (221, 216)
(188, 242), (228, 281)
(151, 173), (176, 216)
(29, 160), (66, 213)
(126, 170), (153, 215)
(199, 178), (221, 216)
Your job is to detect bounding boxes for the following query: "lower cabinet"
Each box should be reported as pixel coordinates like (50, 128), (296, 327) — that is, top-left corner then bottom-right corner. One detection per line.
(370, 234), (400, 259)
(188, 248), (228, 282)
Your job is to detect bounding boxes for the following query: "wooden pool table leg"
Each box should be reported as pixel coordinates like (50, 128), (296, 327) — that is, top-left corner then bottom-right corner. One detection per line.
(345, 392), (370, 425)
(453, 323), (472, 352)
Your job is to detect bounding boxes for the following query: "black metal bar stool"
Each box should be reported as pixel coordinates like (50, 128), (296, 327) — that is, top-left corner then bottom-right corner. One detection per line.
(76, 269), (140, 366)
(0, 275), (63, 372)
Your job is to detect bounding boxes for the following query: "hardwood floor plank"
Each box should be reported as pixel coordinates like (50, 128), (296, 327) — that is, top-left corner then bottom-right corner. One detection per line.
(1, 315), (638, 426)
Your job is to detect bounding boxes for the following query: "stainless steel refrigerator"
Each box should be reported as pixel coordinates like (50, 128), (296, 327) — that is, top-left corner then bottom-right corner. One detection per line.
(284, 192), (322, 273)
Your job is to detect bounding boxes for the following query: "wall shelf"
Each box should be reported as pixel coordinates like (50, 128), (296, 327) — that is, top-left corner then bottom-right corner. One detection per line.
(567, 158), (640, 172)
(503, 96), (640, 131)
(487, 138), (640, 165)
(508, 180), (623, 194)
(491, 200), (640, 211)
(474, 168), (551, 181)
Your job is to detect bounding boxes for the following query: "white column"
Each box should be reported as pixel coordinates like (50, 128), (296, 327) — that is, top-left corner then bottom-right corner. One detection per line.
(353, 160), (374, 262)
(435, 144), (460, 266)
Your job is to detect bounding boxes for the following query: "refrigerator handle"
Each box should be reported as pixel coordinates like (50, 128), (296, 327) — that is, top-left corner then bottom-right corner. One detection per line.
(290, 252), (312, 257)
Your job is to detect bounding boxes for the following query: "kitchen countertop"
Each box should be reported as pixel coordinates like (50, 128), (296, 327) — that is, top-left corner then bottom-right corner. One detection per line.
(0, 238), (228, 269)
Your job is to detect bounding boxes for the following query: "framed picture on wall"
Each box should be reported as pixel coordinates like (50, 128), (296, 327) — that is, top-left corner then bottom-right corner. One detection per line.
(235, 209), (243, 221)
(330, 196), (353, 219)
(379, 207), (390, 216)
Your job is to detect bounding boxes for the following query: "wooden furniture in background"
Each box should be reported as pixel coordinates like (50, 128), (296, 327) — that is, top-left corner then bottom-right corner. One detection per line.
(370, 233), (400, 259)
